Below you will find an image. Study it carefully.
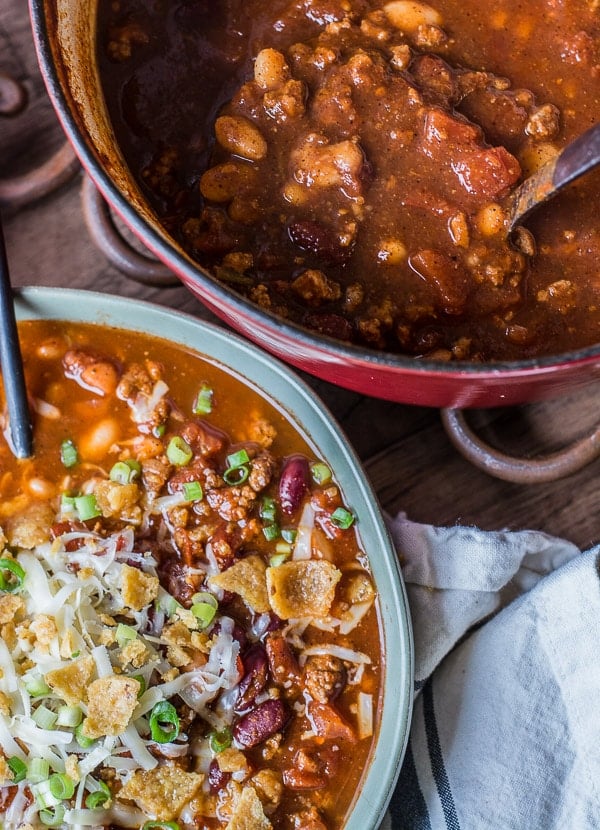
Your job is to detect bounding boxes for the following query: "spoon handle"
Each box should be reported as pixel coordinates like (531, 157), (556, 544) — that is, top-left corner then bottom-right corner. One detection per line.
(509, 120), (600, 229)
(0, 218), (33, 458)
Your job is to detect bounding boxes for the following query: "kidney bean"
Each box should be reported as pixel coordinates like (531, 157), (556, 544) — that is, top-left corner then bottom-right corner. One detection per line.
(288, 220), (351, 264)
(235, 644), (269, 713)
(279, 455), (310, 515)
(265, 633), (302, 686)
(233, 698), (290, 748)
(208, 758), (231, 793)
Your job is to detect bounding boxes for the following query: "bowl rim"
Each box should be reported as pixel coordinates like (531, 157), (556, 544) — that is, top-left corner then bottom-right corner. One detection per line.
(13, 284), (415, 829)
(28, 0), (600, 383)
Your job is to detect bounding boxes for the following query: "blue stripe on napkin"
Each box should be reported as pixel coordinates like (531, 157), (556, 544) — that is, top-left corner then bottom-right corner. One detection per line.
(423, 679), (461, 830)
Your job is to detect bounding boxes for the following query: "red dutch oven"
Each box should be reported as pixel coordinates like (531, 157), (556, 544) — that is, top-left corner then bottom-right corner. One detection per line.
(28, 0), (600, 421)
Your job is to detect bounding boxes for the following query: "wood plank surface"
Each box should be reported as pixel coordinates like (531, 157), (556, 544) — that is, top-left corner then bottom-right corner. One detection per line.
(2, 0), (600, 552)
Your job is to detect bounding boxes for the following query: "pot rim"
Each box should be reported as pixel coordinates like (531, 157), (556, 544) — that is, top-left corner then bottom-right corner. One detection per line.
(28, 0), (600, 385)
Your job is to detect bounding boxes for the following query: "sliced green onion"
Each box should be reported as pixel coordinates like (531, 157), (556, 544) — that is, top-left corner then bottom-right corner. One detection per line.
(116, 623), (137, 647)
(0, 558), (25, 593)
(28, 757), (50, 783)
(25, 676), (50, 698)
(262, 523), (280, 542)
(281, 528), (297, 544)
(7, 756), (27, 783)
(259, 496), (277, 523)
(149, 701), (180, 743)
(153, 423), (166, 438)
(33, 780), (61, 809)
(310, 461), (332, 485)
(132, 674), (146, 697)
(182, 480), (203, 502)
(85, 780), (111, 808)
(330, 506), (356, 530)
(74, 494), (101, 521)
(60, 438), (79, 468)
(75, 723), (95, 748)
(32, 705), (57, 730)
(269, 552), (290, 568)
(191, 591), (218, 608)
(223, 465), (249, 485)
(208, 727), (232, 754)
(109, 459), (142, 484)
(142, 822), (180, 830)
(56, 704), (83, 728)
(48, 773), (75, 800)
(166, 436), (193, 466)
(225, 448), (250, 468)
(156, 593), (181, 618)
(39, 805), (66, 827)
(193, 385), (213, 415)
(191, 601), (217, 629)
(60, 494), (77, 520)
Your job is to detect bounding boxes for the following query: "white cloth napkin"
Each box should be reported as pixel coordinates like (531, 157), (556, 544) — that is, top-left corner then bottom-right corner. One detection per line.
(380, 513), (600, 830)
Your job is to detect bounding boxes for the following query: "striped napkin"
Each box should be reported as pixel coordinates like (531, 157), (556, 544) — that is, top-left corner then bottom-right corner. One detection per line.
(380, 514), (600, 830)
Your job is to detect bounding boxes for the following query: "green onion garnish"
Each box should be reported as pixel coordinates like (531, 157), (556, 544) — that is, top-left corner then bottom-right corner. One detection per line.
(191, 600), (217, 629)
(260, 496), (277, 523)
(142, 822), (180, 830)
(208, 727), (232, 754)
(281, 528), (297, 544)
(182, 480), (203, 502)
(48, 773), (75, 800)
(330, 506), (356, 529)
(0, 558), (25, 593)
(56, 705), (82, 728)
(7, 756), (27, 783)
(74, 494), (101, 521)
(132, 674), (147, 697)
(166, 436), (193, 466)
(25, 676), (50, 698)
(85, 780), (111, 809)
(262, 523), (280, 542)
(269, 551), (290, 567)
(223, 465), (249, 485)
(39, 805), (66, 827)
(60, 438), (79, 468)
(109, 459), (142, 484)
(28, 757), (50, 784)
(191, 591), (218, 608)
(75, 723), (95, 748)
(193, 384), (213, 415)
(149, 700), (180, 744)
(226, 448), (250, 468)
(153, 424), (166, 438)
(310, 461), (332, 485)
(116, 623), (137, 647)
(32, 705), (57, 730)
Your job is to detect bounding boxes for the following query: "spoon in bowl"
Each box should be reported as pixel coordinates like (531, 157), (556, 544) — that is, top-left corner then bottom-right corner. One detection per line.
(508, 120), (600, 234)
(0, 213), (33, 458)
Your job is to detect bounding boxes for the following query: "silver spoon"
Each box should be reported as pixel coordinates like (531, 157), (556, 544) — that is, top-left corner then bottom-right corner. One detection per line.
(0, 213), (33, 458)
(508, 120), (600, 233)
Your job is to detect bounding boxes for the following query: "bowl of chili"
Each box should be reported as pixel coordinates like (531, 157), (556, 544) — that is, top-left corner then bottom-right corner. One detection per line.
(0, 285), (413, 829)
(29, 0), (600, 408)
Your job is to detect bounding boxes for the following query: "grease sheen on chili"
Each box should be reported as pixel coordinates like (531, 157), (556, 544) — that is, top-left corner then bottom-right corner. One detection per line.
(97, 0), (599, 361)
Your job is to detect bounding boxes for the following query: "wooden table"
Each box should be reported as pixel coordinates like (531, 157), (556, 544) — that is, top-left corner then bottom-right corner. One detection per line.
(2, 0), (600, 551)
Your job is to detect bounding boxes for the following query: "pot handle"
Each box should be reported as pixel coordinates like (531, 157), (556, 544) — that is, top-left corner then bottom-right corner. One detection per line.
(441, 407), (600, 483)
(0, 142), (79, 209)
(80, 176), (179, 287)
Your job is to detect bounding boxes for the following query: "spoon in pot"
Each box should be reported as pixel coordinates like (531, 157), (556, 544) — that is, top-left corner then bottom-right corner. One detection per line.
(0, 213), (33, 458)
(508, 120), (600, 235)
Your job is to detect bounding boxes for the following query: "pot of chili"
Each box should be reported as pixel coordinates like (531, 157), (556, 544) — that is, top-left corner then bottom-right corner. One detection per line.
(0, 285), (413, 830)
(29, 0), (600, 409)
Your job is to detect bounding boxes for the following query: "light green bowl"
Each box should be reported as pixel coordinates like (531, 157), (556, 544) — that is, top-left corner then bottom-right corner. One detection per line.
(13, 286), (414, 829)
